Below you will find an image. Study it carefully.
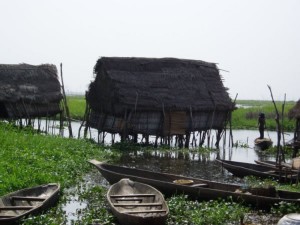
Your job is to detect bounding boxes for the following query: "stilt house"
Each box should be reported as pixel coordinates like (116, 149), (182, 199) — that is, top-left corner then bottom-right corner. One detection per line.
(86, 57), (234, 147)
(288, 100), (300, 148)
(0, 64), (63, 120)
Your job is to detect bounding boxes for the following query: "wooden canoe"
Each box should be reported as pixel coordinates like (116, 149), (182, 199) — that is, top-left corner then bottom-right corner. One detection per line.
(254, 160), (292, 169)
(217, 159), (299, 183)
(107, 178), (169, 225)
(254, 138), (273, 150)
(89, 159), (300, 210)
(0, 183), (60, 225)
(255, 160), (300, 174)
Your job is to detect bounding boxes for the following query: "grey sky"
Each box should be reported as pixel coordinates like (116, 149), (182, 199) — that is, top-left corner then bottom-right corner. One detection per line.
(0, 0), (299, 100)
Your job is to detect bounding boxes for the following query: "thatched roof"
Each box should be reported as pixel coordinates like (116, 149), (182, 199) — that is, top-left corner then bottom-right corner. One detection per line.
(288, 100), (300, 119)
(0, 64), (62, 118)
(87, 57), (233, 116)
(0, 64), (62, 103)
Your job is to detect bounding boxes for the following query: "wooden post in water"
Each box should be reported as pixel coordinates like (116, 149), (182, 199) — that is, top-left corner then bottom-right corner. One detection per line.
(267, 85), (285, 163)
(60, 63), (73, 138)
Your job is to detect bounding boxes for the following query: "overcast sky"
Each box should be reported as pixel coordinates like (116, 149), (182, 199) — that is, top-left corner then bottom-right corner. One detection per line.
(0, 0), (299, 101)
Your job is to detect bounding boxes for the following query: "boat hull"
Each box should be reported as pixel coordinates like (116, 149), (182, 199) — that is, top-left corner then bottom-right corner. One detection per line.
(217, 159), (298, 183)
(107, 178), (169, 225)
(0, 183), (60, 225)
(89, 160), (300, 210)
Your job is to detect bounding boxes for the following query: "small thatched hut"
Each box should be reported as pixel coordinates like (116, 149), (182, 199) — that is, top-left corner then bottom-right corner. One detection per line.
(86, 57), (234, 147)
(0, 64), (63, 119)
(288, 100), (300, 148)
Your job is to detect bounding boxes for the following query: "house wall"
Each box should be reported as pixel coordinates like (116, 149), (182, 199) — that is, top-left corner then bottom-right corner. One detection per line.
(88, 109), (229, 136)
(296, 119), (300, 141)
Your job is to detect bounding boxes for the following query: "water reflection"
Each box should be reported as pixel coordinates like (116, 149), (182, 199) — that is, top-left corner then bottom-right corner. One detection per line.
(31, 120), (294, 223)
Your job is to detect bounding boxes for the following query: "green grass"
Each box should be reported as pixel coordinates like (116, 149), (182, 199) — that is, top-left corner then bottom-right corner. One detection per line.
(66, 95), (86, 120)
(0, 122), (107, 195)
(1, 122), (300, 224)
(167, 195), (249, 224)
(232, 100), (296, 131)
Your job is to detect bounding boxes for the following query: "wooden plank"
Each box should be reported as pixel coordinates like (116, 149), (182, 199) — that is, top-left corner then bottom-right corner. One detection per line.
(114, 198), (143, 202)
(0, 206), (34, 210)
(110, 194), (156, 198)
(0, 215), (16, 218)
(11, 196), (46, 201)
(123, 209), (167, 214)
(265, 171), (276, 174)
(191, 183), (208, 187)
(113, 203), (163, 207)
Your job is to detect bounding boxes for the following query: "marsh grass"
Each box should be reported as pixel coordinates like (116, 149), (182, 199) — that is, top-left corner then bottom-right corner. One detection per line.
(2, 119), (300, 224)
(167, 195), (249, 224)
(233, 100), (295, 131)
(66, 95), (86, 120)
(0, 122), (108, 195)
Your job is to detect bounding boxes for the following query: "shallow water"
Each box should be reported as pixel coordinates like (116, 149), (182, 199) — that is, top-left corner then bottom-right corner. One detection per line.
(31, 120), (293, 224)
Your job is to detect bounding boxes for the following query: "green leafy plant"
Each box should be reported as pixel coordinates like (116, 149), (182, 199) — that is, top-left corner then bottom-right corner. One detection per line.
(167, 195), (249, 225)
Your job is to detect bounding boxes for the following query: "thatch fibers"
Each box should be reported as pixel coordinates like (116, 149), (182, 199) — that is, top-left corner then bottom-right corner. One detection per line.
(0, 64), (63, 119)
(86, 57), (235, 146)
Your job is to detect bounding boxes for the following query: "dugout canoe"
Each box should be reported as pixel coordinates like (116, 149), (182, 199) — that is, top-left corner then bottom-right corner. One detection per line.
(107, 178), (169, 225)
(255, 159), (300, 174)
(0, 183), (60, 225)
(89, 159), (300, 210)
(254, 160), (292, 169)
(217, 159), (299, 183)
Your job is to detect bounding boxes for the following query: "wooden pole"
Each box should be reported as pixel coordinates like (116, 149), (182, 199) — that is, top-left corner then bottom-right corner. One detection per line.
(60, 63), (73, 138)
(281, 94), (287, 162)
(229, 94), (238, 148)
(267, 85), (284, 163)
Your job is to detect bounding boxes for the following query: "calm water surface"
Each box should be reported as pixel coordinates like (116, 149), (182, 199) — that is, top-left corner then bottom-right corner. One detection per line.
(33, 120), (293, 224)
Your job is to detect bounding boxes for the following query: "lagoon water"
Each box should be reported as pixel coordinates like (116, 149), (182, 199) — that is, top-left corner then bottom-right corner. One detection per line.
(38, 119), (293, 163)
(32, 120), (294, 224)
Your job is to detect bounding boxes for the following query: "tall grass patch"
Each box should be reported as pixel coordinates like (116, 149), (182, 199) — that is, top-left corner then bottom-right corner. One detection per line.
(233, 100), (295, 131)
(66, 95), (86, 120)
(0, 122), (106, 195)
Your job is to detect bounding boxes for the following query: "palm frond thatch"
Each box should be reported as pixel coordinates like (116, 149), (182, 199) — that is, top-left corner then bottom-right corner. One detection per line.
(0, 63), (63, 118)
(86, 57), (234, 138)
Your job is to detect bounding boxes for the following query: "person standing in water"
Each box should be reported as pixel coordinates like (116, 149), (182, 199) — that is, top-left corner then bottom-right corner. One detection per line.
(258, 113), (266, 139)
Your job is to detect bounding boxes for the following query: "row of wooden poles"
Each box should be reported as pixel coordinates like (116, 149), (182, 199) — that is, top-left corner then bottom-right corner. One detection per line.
(79, 106), (234, 149)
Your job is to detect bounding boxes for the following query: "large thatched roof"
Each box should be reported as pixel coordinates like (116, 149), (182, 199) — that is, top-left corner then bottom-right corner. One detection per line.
(0, 64), (62, 103)
(87, 57), (233, 116)
(288, 100), (300, 119)
(0, 63), (63, 118)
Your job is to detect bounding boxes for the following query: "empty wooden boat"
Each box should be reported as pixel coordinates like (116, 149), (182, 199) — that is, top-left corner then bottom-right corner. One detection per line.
(89, 159), (300, 210)
(254, 160), (292, 169)
(107, 178), (169, 225)
(0, 183), (60, 225)
(255, 159), (300, 173)
(217, 159), (299, 183)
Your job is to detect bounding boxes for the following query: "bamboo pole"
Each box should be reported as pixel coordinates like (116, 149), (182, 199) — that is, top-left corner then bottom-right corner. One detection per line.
(281, 94), (286, 162)
(78, 94), (89, 139)
(267, 85), (285, 163)
(60, 63), (73, 138)
(229, 93), (238, 148)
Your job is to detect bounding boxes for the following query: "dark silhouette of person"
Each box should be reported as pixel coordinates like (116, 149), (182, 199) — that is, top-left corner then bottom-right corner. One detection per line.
(258, 113), (266, 139)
